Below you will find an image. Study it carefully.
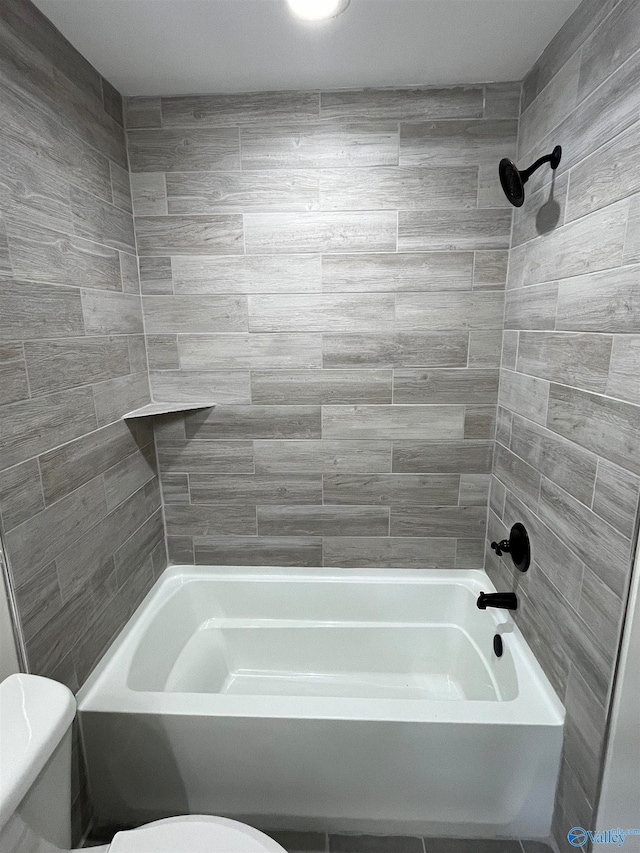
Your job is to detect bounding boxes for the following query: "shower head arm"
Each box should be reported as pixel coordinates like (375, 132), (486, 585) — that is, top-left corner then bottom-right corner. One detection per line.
(519, 145), (562, 184)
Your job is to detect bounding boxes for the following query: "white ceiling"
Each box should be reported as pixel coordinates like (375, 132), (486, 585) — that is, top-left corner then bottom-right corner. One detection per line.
(33, 0), (582, 96)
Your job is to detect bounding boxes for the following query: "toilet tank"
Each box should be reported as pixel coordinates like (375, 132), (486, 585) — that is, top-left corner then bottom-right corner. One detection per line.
(0, 674), (76, 852)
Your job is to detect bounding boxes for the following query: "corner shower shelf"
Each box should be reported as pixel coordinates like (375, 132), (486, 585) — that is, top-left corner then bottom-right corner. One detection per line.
(122, 401), (216, 420)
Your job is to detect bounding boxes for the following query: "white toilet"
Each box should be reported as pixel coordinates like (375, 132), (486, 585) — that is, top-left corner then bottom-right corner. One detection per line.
(0, 674), (287, 853)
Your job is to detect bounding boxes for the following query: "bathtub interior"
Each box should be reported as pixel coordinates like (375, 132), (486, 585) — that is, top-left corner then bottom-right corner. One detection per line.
(125, 572), (518, 702)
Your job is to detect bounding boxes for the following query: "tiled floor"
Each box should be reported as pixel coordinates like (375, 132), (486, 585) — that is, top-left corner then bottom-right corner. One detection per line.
(262, 832), (556, 853)
(85, 826), (556, 853)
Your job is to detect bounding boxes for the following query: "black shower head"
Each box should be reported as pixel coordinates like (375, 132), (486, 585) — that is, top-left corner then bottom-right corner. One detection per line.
(499, 145), (562, 208)
(499, 158), (525, 207)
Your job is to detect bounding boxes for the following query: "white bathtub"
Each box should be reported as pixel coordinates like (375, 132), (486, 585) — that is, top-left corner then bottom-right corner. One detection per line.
(77, 566), (564, 838)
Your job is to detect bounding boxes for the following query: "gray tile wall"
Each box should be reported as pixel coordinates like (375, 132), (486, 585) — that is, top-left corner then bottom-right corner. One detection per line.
(485, 1), (639, 849)
(124, 83), (520, 569)
(0, 0), (167, 700)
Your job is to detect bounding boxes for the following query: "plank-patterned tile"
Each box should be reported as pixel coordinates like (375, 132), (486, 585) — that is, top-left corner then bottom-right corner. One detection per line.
(190, 473), (322, 505)
(24, 336), (131, 395)
(547, 383), (640, 476)
(254, 440), (391, 474)
(493, 443), (542, 509)
(130, 172), (167, 216)
(251, 369), (392, 405)
(520, 0), (618, 110)
(165, 504), (257, 537)
(143, 294), (248, 333)
(322, 333), (469, 369)
(392, 441), (493, 474)
(537, 477), (631, 599)
(322, 405), (465, 440)
(135, 214), (244, 256)
(194, 536), (322, 567)
(393, 368), (499, 404)
(472, 250), (509, 290)
(0, 388), (98, 471)
(459, 474), (491, 506)
(5, 477), (107, 584)
(0, 3), (163, 719)
(149, 370), (251, 404)
(81, 290), (144, 335)
(103, 444), (157, 511)
(483, 82), (521, 119)
(509, 414), (597, 507)
(137, 256), (172, 294)
(565, 121), (640, 223)
(0, 343), (29, 405)
(184, 405), (321, 439)
(156, 440), (254, 474)
(127, 127), (241, 172)
(146, 335), (179, 370)
(555, 264), (640, 333)
(0, 459), (45, 532)
(319, 166), (478, 211)
(240, 120), (399, 169)
(518, 51), (581, 159)
(578, 0), (640, 103)
(323, 473), (460, 507)
(468, 330), (503, 368)
(124, 96), (161, 128)
(390, 506), (487, 538)
(166, 170), (320, 214)
(399, 119), (518, 166)
(249, 293), (394, 333)
(110, 162), (132, 213)
(592, 458), (640, 538)
(244, 211), (397, 254)
(606, 335), (640, 405)
(624, 194), (640, 264)
(521, 201), (628, 285)
(498, 369), (549, 425)
(515, 331), (613, 393)
(172, 253), (322, 294)
(504, 283), (558, 330)
(92, 372), (151, 427)
(257, 505), (389, 537)
(395, 292), (505, 331)
(38, 420), (146, 505)
(6, 224), (122, 290)
(398, 209), (512, 252)
(320, 87), (483, 121)
(321, 252), (474, 293)
(323, 536), (457, 569)
(161, 91), (320, 127)
(179, 333), (323, 369)
(70, 185), (135, 253)
(525, 46), (640, 184)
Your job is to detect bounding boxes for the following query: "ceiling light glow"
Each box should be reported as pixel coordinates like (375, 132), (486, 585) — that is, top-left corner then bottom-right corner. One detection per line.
(286, 0), (350, 22)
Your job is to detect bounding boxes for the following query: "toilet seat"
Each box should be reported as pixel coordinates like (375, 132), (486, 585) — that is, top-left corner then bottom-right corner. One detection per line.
(108, 815), (287, 853)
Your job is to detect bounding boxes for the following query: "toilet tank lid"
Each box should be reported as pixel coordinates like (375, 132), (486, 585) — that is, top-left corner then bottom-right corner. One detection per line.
(0, 674), (76, 831)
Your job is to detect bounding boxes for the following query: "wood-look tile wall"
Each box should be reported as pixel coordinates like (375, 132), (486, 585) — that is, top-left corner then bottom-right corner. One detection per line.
(485, 1), (640, 848)
(125, 83), (520, 570)
(0, 0), (167, 703)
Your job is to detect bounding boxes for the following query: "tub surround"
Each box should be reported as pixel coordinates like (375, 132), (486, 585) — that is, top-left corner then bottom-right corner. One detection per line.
(485, 0), (640, 848)
(0, 0), (169, 838)
(0, 0), (166, 695)
(124, 84), (520, 570)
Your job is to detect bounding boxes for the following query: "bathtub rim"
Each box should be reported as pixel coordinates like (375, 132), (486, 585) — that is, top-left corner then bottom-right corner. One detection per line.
(77, 565), (565, 727)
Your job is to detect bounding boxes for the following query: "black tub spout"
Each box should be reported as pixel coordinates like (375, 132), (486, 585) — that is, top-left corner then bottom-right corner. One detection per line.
(477, 591), (518, 611)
